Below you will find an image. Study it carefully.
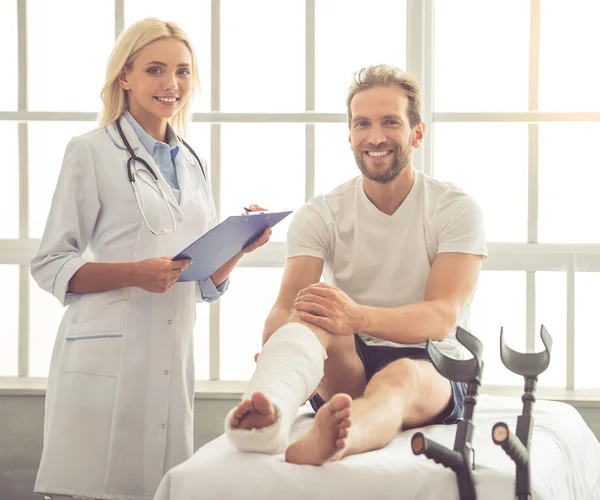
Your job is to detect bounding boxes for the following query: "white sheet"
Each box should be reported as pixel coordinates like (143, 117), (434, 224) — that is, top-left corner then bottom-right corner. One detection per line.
(154, 395), (600, 500)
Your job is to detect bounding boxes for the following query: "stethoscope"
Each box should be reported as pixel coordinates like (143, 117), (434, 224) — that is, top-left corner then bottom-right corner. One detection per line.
(115, 118), (206, 236)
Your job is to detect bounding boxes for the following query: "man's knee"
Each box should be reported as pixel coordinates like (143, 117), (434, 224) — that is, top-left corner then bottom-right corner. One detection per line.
(369, 358), (421, 394)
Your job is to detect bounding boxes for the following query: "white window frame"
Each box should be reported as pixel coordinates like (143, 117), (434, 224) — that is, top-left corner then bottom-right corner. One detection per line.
(2, 0), (600, 398)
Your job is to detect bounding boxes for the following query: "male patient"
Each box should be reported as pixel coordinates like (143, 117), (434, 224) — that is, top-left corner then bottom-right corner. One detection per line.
(224, 64), (487, 465)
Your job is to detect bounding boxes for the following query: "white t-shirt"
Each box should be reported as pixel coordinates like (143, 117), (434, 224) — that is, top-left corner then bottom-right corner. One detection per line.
(286, 170), (487, 359)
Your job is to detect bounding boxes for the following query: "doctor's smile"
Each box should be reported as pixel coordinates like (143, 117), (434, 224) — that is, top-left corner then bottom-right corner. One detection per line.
(154, 95), (179, 105)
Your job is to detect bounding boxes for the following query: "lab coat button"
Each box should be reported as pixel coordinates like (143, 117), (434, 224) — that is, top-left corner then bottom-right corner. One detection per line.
(161, 424), (166, 429)
(177, 217), (182, 222)
(168, 320), (172, 324)
(164, 370), (169, 375)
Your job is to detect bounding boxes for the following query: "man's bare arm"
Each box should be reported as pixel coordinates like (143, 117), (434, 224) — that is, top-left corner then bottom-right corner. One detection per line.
(359, 252), (483, 344)
(262, 255), (324, 345)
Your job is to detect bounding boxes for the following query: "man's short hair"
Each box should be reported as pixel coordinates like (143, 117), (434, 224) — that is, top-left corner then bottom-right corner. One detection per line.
(346, 64), (422, 129)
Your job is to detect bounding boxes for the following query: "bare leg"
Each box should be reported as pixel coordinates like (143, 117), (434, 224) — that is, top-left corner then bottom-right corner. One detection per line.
(285, 358), (452, 465)
(284, 393), (353, 464)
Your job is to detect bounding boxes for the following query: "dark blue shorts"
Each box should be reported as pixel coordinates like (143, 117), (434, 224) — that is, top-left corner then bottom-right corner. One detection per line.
(309, 335), (467, 425)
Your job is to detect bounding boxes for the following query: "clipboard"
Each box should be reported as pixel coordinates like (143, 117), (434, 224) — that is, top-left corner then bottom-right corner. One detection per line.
(173, 210), (293, 282)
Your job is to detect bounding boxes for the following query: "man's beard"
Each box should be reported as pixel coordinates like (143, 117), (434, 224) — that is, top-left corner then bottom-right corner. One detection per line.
(354, 141), (411, 184)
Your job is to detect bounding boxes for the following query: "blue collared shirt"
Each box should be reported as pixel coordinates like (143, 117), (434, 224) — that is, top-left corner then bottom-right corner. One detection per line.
(124, 110), (229, 302)
(124, 110), (181, 203)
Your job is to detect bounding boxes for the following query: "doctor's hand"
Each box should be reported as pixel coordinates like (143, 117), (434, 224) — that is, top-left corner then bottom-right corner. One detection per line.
(240, 227), (271, 254)
(243, 204), (269, 214)
(133, 257), (192, 293)
(294, 282), (366, 336)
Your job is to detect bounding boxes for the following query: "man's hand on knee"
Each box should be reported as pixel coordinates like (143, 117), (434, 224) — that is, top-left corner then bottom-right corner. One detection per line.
(294, 282), (365, 336)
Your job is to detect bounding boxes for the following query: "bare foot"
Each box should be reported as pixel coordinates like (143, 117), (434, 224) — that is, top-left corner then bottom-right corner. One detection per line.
(229, 392), (278, 430)
(285, 393), (352, 465)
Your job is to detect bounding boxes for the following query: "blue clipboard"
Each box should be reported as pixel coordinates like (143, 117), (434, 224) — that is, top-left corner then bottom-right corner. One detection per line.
(173, 210), (292, 282)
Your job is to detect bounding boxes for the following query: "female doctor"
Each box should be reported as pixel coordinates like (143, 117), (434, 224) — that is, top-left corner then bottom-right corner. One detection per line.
(30, 18), (270, 500)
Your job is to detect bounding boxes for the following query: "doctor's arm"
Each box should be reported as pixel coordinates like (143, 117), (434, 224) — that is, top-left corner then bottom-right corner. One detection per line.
(68, 258), (191, 294)
(30, 137), (102, 305)
(30, 137), (192, 303)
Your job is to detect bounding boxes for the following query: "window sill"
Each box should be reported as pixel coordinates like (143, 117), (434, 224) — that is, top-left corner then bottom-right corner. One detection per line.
(1, 377), (600, 403)
(0, 377), (246, 399)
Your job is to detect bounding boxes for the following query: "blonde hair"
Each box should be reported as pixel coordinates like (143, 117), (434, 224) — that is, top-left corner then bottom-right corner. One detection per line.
(98, 17), (200, 137)
(346, 64), (421, 130)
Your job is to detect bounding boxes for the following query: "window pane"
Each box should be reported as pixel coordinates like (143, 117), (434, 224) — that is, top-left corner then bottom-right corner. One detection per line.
(0, 123), (19, 238)
(575, 273), (600, 389)
(29, 122), (94, 238)
(314, 123), (357, 196)
(539, 1), (600, 111)
(538, 124), (600, 243)
(27, 0), (114, 111)
(194, 302), (210, 380)
(434, 0), (530, 111)
(536, 272), (566, 388)
(221, 0), (304, 112)
(315, 0), (406, 112)
(0, 1), (17, 110)
(469, 271), (526, 386)
(29, 274), (65, 377)
(186, 123), (211, 179)
(433, 123), (528, 242)
(0, 265), (19, 376)
(220, 124), (305, 242)
(219, 267), (284, 380)
(124, 1), (212, 112)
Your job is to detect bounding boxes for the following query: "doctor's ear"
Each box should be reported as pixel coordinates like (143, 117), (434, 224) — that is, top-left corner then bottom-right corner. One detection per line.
(118, 71), (131, 90)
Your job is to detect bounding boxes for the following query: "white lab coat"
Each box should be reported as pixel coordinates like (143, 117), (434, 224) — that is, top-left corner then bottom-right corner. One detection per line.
(31, 117), (219, 500)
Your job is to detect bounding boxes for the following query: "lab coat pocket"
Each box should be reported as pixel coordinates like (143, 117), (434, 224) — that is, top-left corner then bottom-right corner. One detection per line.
(60, 335), (123, 377)
(61, 298), (128, 377)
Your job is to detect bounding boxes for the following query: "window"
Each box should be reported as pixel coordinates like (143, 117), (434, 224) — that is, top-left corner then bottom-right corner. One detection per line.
(0, 1), (18, 111)
(0, 266), (19, 377)
(433, 123), (528, 243)
(315, 0), (407, 112)
(219, 268), (284, 380)
(433, 0), (530, 112)
(4, 0), (406, 383)
(314, 123), (356, 196)
(220, 124), (305, 242)
(221, 0), (305, 112)
(575, 273), (600, 389)
(538, 1), (600, 112)
(538, 124), (600, 243)
(27, 0), (114, 112)
(3, 1), (598, 394)
(0, 123), (19, 239)
(433, 0), (600, 389)
(469, 271), (526, 386)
